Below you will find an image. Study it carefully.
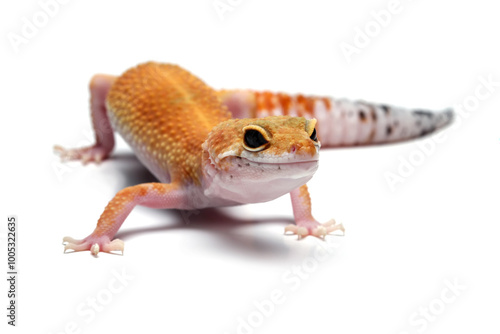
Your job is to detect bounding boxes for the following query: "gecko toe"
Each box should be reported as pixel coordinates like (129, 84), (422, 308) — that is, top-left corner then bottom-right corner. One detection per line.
(54, 144), (110, 164)
(326, 222), (345, 235)
(323, 219), (337, 227)
(284, 224), (298, 234)
(313, 226), (327, 238)
(102, 239), (124, 254)
(297, 227), (308, 238)
(62, 236), (83, 245)
(90, 243), (100, 256)
(64, 241), (90, 253)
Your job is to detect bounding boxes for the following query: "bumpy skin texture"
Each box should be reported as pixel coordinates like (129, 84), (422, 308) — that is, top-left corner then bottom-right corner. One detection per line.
(107, 63), (231, 184)
(57, 62), (453, 255)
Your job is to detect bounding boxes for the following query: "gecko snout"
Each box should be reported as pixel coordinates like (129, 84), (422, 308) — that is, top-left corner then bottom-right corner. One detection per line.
(289, 140), (319, 159)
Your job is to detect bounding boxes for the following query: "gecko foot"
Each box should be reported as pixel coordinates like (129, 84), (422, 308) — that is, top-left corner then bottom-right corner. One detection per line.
(54, 144), (110, 164)
(63, 236), (124, 256)
(284, 219), (345, 239)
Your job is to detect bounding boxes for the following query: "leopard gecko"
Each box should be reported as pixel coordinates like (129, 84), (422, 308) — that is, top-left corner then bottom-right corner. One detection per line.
(55, 62), (453, 255)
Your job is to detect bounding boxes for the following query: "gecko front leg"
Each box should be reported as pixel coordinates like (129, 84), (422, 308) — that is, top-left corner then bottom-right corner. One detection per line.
(63, 182), (189, 255)
(285, 184), (344, 239)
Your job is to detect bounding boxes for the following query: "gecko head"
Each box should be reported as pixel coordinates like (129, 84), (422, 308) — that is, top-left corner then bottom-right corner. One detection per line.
(201, 116), (320, 204)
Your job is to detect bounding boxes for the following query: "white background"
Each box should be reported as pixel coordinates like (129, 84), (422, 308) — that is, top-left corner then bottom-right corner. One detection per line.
(1, 1), (499, 333)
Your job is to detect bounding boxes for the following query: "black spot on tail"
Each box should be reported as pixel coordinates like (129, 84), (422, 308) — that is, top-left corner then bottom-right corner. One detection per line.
(413, 110), (433, 118)
(359, 110), (367, 121)
(381, 105), (390, 114)
(420, 126), (436, 136)
(386, 125), (393, 136)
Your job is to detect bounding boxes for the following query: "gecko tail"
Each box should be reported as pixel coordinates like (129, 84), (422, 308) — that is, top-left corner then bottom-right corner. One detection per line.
(314, 101), (454, 148)
(217, 90), (454, 148)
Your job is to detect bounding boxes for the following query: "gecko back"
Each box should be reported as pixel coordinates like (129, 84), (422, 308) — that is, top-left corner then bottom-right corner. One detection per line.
(106, 62), (232, 184)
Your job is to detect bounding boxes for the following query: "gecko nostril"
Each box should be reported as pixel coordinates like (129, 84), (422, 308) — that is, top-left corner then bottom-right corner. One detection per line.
(291, 145), (297, 153)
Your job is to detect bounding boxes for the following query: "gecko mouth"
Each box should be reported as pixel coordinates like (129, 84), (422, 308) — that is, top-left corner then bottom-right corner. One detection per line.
(231, 156), (319, 176)
(208, 155), (319, 204)
(235, 155), (319, 165)
(204, 154), (320, 204)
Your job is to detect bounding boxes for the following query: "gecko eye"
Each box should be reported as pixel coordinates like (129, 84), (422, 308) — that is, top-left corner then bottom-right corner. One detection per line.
(244, 130), (268, 149)
(310, 128), (318, 141)
(243, 127), (270, 152)
(305, 119), (318, 142)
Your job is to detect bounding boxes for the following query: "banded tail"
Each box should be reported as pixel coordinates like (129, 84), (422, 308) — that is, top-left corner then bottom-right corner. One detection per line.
(217, 90), (453, 148)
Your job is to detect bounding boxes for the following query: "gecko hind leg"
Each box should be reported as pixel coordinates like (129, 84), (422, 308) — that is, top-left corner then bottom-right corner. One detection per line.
(54, 74), (116, 164)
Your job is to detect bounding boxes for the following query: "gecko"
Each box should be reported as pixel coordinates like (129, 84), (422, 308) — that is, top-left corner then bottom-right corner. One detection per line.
(55, 62), (453, 256)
